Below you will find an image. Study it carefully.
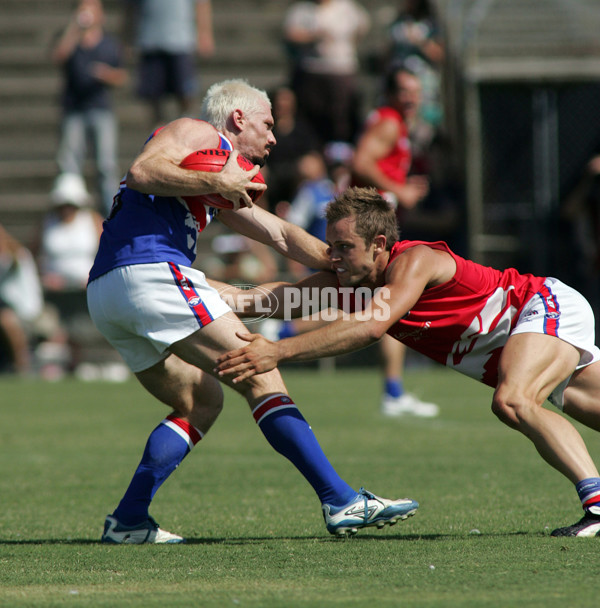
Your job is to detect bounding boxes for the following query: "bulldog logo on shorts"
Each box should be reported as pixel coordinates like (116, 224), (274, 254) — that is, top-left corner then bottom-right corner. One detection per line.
(188, 296), (202, 306)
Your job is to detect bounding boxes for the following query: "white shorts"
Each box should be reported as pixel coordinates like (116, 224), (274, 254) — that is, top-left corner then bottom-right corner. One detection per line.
(512, 277), (600, 408)
(87, 262), (231, 372)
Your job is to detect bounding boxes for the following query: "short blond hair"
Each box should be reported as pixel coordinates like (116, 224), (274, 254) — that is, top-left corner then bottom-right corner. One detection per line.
(200, 79), (271, 131)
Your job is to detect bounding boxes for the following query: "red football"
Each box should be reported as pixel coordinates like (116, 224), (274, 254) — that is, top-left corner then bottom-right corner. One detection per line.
(180, 148), (265, 209)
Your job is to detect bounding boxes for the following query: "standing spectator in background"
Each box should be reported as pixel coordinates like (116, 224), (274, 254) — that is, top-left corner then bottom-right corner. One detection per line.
(351, 65), (438, 418)
(51, 0), (128, 216)
(283, 0), (370, 147)
(384, 0), (445, 129)
(123, 0), (215, 127)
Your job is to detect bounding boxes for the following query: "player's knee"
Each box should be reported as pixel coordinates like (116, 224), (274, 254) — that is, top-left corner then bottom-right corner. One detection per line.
(491, 390), (533, 429)
(193, 393), (223, 417)
(234, 368), (287, 401)
(182, 388), (224, 432)
(170, 384), (224, 419)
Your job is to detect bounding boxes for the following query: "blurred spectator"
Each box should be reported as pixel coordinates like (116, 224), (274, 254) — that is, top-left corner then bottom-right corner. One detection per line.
(208, 234), (279, 286)
(0, 225), (44, 375)
(384, 0), (444, 129)
(35, 173), (104, 292)
(32, 173), (105, 377)
(283, 0), (370, 146)
(51, 0), (128, 216)
(123, 0), (215, 127)
(261, 151), (338, 343)
(351, 65), (439, 419)
(264, 86), (321, 214)
(287, 151), (336, 245)
(352, 66), (430, 217)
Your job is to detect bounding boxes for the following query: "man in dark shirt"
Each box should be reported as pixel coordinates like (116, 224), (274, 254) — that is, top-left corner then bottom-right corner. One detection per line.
(52, 0), (127, 215)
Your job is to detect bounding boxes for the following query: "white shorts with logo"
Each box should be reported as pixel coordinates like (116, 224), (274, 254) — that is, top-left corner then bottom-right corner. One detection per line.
(87, 262), (231, 373)
(512, 277), (600, 408)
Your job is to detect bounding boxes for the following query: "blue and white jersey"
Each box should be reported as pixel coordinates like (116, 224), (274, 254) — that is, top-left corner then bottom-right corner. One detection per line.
(89, 125), (232, 282)
(286, 178), (335, 243)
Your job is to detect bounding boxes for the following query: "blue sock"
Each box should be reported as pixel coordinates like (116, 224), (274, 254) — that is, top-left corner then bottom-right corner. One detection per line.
(385, 378), (403, 399)
(576, 477), (600, 512)
(253, 394), (356, 508)
(113, 415), (202, 526)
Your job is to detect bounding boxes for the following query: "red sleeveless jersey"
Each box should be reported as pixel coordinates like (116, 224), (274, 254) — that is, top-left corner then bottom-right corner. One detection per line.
(341, 240), (547, 388)
(352, 106), (411, 188)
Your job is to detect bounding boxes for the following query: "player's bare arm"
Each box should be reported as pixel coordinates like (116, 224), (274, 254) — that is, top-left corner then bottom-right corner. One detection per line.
(219, 205), (330, 270)
(352, 119), (429, 209)
(125, 118), (264, 205)
(216, 246), (451, 382)
(352, 118), (398, 187)
(209, 271), (337, 319)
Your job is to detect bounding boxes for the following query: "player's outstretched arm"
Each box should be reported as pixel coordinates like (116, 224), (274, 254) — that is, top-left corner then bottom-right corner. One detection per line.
(214, 304), (387, 383)
(215, 283), (401, 382)
(215, 245), (448, 381)
(208, 271), (337, 319)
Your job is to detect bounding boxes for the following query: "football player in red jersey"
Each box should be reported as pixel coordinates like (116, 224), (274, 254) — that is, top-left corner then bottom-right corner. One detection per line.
(216, 186), (600, 538)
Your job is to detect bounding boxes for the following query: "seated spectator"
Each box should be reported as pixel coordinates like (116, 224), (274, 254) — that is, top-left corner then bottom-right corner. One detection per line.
(0, 224), (44, 375)
(36, 173), (104, 292)
(208, 233), (279, 285)
(286, 151), (336, 246)
(32, 173), (105, 376)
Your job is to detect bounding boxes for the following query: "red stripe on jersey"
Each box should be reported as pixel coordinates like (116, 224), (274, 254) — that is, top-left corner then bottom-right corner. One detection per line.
(252, 394), (296, 423)
(168, 262), (214, 327)
(166, 413), (202, 445)
(537, 283), (560, 337)
(185, 200), (209, 232)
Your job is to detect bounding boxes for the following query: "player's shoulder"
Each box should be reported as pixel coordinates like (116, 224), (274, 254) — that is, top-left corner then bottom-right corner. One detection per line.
(155, 118), (221, 148)
(364, 106), (402, 134)
(388, 241), (456, 287)
(388, 241), (447, 271)
(165, 117), (216, 136)
(373, 106), (402, 122)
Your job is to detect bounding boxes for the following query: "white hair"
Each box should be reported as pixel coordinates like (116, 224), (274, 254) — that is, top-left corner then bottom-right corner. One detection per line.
(199, 79), (271, 131)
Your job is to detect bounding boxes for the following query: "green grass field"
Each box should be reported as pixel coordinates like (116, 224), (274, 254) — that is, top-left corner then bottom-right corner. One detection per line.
(0, 366), (599, 607)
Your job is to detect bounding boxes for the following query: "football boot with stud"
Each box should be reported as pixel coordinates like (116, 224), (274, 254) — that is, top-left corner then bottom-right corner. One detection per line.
(101, 514), (184, 544)
(551, 506), (600, 537)
(322, 487), (418, 536)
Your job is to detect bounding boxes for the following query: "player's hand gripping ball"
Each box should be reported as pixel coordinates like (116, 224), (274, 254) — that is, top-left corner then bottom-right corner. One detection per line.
(180, 149), (265, 209)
